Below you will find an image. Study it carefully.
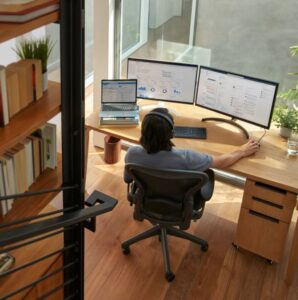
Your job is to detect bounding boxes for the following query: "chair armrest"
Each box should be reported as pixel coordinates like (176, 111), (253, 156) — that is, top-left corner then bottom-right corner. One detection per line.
(127, 181), (138, 205)
(199, 169), (215, 201)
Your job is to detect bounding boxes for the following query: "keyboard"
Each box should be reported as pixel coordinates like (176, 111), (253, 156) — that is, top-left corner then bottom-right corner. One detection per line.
(174, 126), (207, 139)
(102, 104), (138, 112)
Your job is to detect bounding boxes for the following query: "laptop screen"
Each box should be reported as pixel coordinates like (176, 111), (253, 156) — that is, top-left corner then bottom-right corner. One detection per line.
(101, 79), (137, 103)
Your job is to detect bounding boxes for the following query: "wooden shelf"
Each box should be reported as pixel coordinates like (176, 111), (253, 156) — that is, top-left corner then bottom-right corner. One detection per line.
(0, 11), (59, 43)
(0, 81), (61, 155)
(0, 154), (62, 225)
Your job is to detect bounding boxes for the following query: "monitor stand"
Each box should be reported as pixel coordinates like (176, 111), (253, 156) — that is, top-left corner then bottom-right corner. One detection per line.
(202, 117), (249, 139)
(139, 101), (179, 117)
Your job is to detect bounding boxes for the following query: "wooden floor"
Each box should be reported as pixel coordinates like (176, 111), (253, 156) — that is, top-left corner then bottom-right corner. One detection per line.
(84, 142), (298, 300)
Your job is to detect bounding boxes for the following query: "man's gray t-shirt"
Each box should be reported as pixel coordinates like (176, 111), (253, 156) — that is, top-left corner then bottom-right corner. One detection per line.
(124, 146), (213, 182)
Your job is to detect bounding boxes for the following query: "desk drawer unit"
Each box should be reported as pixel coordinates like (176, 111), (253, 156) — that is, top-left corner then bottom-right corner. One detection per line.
(234, 179), (297, 263)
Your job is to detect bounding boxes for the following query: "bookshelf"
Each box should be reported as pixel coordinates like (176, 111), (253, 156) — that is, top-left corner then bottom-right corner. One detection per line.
(0, 11), (59, 43)
(0, 81), (61, 155)
(0, 9), (63, 300)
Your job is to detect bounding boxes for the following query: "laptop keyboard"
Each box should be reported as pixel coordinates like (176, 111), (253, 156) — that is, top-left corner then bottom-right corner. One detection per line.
(102, 104), (138, 111)
(174, 126), (207, 139)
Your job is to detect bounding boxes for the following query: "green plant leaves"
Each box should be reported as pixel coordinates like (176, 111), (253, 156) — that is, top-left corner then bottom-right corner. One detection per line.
(12, 37), (55, 73)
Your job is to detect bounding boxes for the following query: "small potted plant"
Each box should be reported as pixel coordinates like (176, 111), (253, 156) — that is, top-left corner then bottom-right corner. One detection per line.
(272, 44), (298, 137)
(13, 37), (54, 91)
(272, 104), (298, 137)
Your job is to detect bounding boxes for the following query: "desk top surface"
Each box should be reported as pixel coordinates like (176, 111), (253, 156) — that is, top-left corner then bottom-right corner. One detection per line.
(86, 101), (298, 194)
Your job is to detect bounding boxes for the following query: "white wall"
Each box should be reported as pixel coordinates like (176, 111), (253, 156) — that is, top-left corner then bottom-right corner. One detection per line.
(93, 0), (115, 147)
(149, 0), (182, 29)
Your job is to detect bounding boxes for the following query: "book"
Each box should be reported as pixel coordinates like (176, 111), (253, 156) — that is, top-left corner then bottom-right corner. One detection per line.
(26, 59), (43, 101)
(7, 146), (27, 193)
(0, 0), (59, 23)
(22, 138), (34, 187)
(29, 135), (41, 178)
(6, 67), (21, 118)
(42, 123), (57, 169)
(0, 65), (9, 127)
(0, 161), (8, 216)
(3, 154), (16, 208)
(7, 60), (34, 110)
(0, 157), (13, 211)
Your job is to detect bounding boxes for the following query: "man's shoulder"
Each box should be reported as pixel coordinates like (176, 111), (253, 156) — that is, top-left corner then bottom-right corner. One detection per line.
(127, 145), (143, 154)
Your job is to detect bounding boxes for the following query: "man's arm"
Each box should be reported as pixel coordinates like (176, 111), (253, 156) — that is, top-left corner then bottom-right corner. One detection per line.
(211, 139), (260, 169)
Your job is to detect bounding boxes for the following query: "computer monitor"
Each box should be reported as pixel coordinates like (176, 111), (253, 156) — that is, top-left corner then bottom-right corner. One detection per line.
(101, 79), (137, 104)
(127, 58), (198, 105)
(196, 66), (278, 134)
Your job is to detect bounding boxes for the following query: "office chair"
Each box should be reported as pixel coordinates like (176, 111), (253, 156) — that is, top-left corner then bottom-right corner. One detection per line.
(122, 163), (214, 282)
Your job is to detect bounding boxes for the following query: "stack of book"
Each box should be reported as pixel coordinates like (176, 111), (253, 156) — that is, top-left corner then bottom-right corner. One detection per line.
(0, 123), (57, 217)
(0, 0), (59, 23)
(0, 59), (43, 127)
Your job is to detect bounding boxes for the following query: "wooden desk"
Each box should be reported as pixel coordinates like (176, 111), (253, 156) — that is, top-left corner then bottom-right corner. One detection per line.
(85, 101), (298, 283)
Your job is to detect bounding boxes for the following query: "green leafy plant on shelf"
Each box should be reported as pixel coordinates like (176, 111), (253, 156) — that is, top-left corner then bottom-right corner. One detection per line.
(13, 37), (54, 73)
(272, 45), (298, 136)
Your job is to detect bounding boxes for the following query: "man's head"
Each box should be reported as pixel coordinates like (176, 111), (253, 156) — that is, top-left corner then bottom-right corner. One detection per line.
(140, 108), (174, 154)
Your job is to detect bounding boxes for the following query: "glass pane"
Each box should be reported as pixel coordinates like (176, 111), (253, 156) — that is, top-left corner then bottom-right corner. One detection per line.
(122, 0), (141, 54)
(194, 1), (298, 93)
(120, 0), (195, 77)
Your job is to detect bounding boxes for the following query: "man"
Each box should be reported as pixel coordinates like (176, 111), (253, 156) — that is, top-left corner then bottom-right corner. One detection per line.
(124, 107), (260, 183)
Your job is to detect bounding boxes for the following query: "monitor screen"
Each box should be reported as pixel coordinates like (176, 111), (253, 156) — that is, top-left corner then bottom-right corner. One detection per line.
(127, 58), (198, 104)
(101, 79), (137, 103)
(196, 66), (278, 128)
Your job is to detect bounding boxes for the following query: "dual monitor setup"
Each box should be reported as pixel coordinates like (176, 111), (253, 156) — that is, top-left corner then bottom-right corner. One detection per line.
(100, 58), (279, 139)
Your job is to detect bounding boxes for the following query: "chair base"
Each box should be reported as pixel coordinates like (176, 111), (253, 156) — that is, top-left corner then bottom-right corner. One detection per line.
(121, 225), (208, 281)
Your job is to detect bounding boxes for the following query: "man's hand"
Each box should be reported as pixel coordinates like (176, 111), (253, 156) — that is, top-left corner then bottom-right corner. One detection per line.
(211, 139), (260, 168)
(239, 139), (260, 157)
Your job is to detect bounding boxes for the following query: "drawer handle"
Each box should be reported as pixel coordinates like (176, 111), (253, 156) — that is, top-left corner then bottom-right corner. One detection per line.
(249, 210), (279, 223)
(255, 182), (286, 195)
(252, 196), (283, 209)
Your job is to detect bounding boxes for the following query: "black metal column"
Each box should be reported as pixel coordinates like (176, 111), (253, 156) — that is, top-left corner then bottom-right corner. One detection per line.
(60, 0), (85, 298)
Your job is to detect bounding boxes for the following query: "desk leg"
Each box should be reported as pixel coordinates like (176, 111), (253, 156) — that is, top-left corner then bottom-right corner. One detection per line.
(285, 214), (298, 284)
(84, 127), (91, 185)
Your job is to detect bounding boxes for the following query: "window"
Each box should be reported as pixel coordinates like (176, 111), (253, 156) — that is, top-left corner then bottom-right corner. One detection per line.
(116, 0), (298, 94)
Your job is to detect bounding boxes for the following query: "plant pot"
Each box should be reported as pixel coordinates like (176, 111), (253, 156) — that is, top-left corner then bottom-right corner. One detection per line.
(104, 135), (121, 164)
(280, 127), (292, 138)
(42, 71), (48, 92)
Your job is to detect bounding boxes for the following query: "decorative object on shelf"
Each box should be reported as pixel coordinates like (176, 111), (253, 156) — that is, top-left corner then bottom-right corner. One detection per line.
(13, 36), (54, 92)
(0, 0), (59, 23)
(272, 44), (298, 138)
(0, 253), (15, 275)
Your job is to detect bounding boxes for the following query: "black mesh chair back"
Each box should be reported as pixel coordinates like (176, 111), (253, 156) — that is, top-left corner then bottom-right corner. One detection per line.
(126, 163), (209, 229)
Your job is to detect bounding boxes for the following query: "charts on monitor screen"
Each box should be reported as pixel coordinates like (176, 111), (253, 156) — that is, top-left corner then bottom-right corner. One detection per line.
(196, 66), (278, 128)
(127, 58), (198, 105)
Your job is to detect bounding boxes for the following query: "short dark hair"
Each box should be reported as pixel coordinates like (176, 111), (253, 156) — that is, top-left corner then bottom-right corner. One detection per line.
(140, 108), (174, 154)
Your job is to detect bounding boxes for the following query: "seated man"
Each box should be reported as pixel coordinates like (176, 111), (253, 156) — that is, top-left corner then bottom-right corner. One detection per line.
(124, 108), (260, 206)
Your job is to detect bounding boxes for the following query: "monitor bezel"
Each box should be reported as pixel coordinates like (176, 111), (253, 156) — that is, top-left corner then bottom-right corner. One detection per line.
(127, 58), (198, 105)
(195, 66), (279, 129)
(101, 79), (138, 104)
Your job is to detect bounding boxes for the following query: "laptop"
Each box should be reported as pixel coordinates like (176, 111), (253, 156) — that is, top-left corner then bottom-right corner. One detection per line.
(100, 79), (139, 118)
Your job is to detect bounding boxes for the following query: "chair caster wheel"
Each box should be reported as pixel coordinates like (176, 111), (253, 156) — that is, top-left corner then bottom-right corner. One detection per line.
(122, 246), (130, 255)
(165, 271), (175, 282)
(232, 242), (239, 250)
(267, 259), (273, 265)
(201, 244), (208, 252)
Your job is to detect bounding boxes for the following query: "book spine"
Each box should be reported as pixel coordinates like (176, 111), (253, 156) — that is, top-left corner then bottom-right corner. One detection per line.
(0, 161), (8, 216)
(0, 66), (10, 127)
